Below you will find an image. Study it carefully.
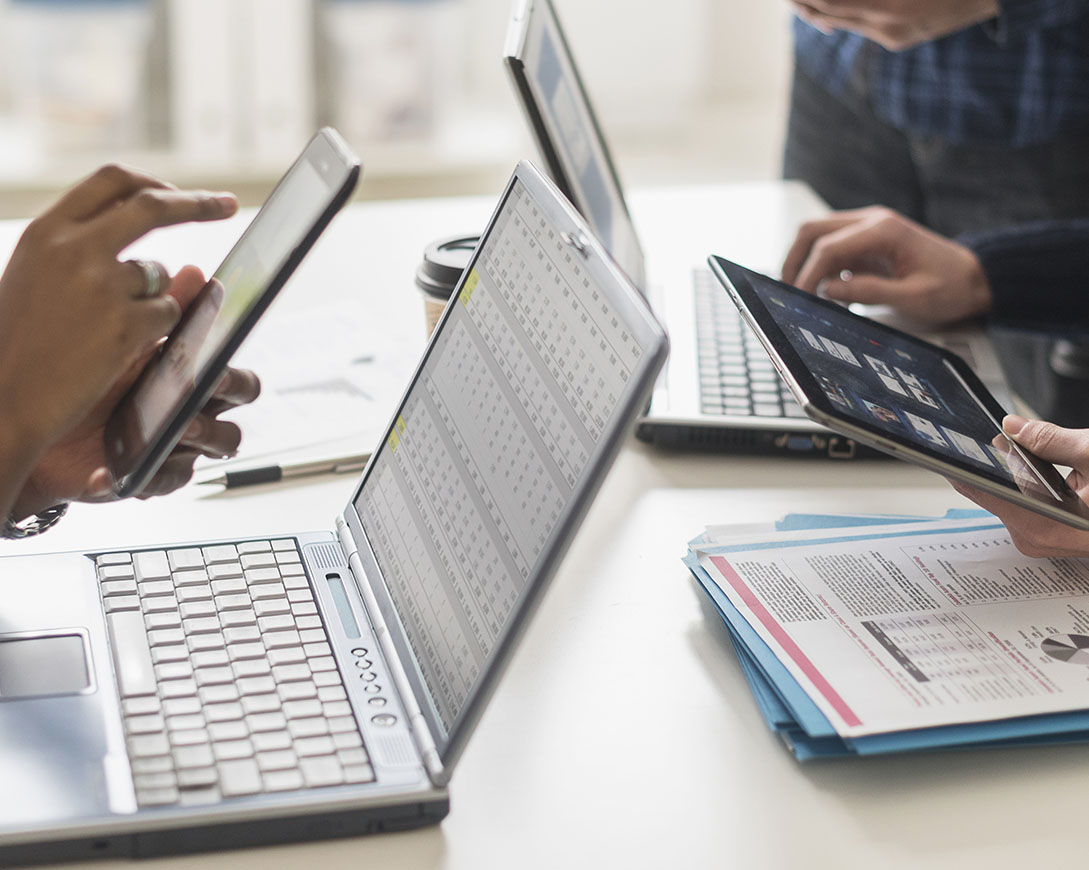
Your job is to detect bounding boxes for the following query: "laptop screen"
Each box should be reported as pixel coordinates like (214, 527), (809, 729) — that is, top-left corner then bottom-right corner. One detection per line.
(351, 167), (664, 760)
(506, 0), (646, 292)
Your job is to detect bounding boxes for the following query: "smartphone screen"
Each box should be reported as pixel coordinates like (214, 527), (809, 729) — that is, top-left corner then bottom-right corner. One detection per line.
(106, 129), (360, 496)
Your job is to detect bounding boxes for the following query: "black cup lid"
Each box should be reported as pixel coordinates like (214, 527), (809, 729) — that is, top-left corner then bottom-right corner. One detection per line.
(415, 234), (481, 300)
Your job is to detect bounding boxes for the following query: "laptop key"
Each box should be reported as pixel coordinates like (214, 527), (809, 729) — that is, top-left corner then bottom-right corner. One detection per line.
(131, 755), (173, 775)
(208, 721), (249, 743)
(105, 595), (142, 614)
(172, 569), (211, 587)
(163, 696), (202, 717)
(237, 541), (272, 555)
(128, 734), (171, 758)
(136, 787), (180, 807)
(208, 563), (244, 581)
(245, 567), (282, 585)
(202, 544), (239, 564)
(287, 718), (329, 739)
(343, 764), (375, 784)
(262, 769), (305, 792)
(190, 649), (230, 668)
(251, 730), (292, 753)
(168, 549), (205, 571)
(256, 749), (297, 772)
(299, 755), (343, 788)
(101, 579), (138, 598)
(217, 758), (262, 796)
(108, 610), (157, 698)
(134, 551), (170, 581)
(176, 766), (218, 788)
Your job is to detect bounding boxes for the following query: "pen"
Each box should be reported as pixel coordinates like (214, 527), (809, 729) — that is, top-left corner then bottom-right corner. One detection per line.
(197, 452), (372, 489)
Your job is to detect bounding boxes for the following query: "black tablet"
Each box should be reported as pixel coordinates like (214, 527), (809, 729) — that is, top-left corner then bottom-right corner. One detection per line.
(709, 255), (1089, 530)
(105, 128), (360, 497)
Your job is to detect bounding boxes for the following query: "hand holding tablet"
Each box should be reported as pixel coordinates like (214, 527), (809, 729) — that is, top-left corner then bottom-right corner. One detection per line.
(710, 255), (1089, 532)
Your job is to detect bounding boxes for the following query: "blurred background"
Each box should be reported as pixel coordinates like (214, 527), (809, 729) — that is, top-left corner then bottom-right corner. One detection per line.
(0, 0), (794, 216)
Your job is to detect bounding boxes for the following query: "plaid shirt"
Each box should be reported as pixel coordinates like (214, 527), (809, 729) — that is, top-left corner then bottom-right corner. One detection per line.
(793, 0), (1089, 147)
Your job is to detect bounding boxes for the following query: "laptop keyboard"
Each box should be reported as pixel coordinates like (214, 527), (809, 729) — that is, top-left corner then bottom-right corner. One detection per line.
(95, 539), (375, 808)
(693, 269), (806, 419)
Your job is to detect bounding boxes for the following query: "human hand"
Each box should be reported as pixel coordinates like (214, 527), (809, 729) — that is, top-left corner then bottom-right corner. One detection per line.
(792, 0), (999, 50)
(10, 266), (261, 518)
(950, 415), (1089, 557)
(0, 164), (238, 459)
(781, 206), (993, 326)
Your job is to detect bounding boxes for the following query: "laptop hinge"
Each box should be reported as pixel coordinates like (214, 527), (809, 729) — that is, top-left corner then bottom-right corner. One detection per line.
(336, 517), (446, 785)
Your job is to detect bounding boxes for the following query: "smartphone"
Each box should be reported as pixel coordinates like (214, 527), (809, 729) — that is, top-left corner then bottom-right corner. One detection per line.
(105, 128), (361, 497)
(709, 255), (1089, 530)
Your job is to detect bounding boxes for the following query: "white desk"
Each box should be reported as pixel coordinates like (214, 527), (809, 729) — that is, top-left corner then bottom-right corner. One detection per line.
(6, 182), (1080, 870)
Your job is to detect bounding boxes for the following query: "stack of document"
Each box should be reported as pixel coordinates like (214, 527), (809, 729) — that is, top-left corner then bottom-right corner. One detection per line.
(685, 511), (1089, 760)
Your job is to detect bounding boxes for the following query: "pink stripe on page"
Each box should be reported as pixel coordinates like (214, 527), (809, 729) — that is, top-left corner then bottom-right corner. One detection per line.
(710, 555), (862, 729)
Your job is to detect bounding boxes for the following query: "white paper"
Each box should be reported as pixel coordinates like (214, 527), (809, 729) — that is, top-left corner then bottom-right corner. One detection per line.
(698, 519), (1089, 738)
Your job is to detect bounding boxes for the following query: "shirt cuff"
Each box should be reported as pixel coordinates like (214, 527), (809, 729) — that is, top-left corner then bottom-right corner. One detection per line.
(989, 0), (1089, 43)
(960, 221), (1089, 330)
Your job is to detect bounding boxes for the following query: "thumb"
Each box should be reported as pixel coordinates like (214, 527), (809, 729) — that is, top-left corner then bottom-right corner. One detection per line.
(1004, 415), (1089, 469)
(81, 467), (116, 503)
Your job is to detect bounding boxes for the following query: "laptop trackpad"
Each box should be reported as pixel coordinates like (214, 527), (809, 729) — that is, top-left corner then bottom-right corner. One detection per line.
(0, 633), (90, 698)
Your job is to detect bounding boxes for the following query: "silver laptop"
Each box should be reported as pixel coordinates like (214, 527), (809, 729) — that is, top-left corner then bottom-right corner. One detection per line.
(503, 0), (1014, 457)
(0, 162), (667, 864)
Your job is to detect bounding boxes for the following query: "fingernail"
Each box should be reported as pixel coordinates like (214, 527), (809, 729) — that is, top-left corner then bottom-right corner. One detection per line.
(206, 191), (238, 211)
(1003, 414), (1029, 437)
(185, 418), (204, 440)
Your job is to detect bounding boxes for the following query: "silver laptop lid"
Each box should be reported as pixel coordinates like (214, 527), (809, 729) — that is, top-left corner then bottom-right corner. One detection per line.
(341, 162), (667, 780)
(504, 0), (647, 294)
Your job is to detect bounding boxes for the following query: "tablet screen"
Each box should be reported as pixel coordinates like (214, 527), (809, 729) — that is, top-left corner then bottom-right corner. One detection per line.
(731, 264), (1073, 506)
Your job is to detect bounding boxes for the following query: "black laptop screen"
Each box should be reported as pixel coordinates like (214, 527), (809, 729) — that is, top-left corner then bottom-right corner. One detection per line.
(511, 0), (646, 291)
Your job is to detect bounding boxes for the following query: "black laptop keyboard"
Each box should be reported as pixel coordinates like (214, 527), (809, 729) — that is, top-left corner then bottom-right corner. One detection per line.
(694, 269), (806, 419)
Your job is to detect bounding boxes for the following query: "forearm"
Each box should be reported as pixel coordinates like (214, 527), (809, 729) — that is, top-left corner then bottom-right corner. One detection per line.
(960, 220), (1089, 329)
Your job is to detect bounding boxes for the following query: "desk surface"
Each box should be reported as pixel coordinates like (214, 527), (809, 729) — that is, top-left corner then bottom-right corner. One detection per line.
(5, 181), (1079, 870)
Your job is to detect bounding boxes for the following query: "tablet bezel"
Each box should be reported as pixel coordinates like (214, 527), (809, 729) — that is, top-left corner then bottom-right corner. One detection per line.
(709, 255), (1089, 530)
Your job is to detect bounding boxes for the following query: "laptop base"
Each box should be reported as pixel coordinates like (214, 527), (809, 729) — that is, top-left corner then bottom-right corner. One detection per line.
(634, 422), (889, 459)
(0, 797), (449, 866)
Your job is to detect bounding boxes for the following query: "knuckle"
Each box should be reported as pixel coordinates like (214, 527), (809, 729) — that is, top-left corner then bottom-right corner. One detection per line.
(1022, 420), (1055, 450)
(94, 162), (132, 187)
(131, 188), (167, 219)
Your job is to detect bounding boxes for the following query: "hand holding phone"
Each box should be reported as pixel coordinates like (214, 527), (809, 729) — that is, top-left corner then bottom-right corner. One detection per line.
(105, 129), (361, 497)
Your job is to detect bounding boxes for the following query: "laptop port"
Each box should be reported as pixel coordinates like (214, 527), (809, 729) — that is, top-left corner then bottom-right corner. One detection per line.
(828, 437), (857, 459)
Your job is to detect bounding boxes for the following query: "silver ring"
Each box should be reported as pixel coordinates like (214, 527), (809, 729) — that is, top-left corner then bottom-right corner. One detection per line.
(129, 258), (163, 298)
(838, 269), (854, 282)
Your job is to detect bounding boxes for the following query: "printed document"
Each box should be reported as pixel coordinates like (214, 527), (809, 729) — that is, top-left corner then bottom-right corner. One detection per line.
(697, 519), (1089, 738)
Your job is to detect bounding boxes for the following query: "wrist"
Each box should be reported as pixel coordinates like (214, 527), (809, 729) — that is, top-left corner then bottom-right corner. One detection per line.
(962, 250), (994, 319)
(0, 417), (50, 523)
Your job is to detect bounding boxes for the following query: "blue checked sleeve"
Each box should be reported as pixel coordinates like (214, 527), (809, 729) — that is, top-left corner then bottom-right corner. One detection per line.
(960, 221), (1089, 329)
(991, 0), (1089, 41)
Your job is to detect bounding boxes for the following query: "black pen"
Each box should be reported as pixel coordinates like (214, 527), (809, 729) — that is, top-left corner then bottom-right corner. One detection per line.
(197, 452), (372, 489)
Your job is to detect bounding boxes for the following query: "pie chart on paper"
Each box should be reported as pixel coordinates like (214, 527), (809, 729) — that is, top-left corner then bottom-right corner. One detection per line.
(1042, 634), (1089, 665)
